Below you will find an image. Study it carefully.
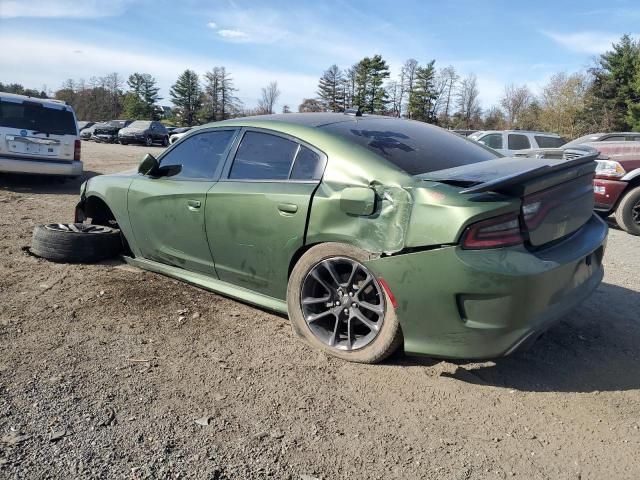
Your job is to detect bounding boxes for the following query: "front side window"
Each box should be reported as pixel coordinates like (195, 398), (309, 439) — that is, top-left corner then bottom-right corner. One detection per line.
(159, 129), (235, 180)
(478, 133), (503, 150)
(229, 131), (299, 180)
(507, 134), (531, 150)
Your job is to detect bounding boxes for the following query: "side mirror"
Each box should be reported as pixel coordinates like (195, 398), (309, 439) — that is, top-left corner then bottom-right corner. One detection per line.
(340, 187), (376, 216)
(138, 153), (159, 176)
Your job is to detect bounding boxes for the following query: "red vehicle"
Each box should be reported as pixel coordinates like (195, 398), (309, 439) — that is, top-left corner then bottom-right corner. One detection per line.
(589, 142), (640, 235)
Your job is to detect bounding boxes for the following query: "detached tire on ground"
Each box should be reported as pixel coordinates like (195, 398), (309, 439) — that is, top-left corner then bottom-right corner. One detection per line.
(31, 223), (122, 263)
(287, 242), (403, 364)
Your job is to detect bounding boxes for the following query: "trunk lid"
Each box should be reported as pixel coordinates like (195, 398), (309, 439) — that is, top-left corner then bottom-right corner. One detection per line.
(417, 153), (597, 247)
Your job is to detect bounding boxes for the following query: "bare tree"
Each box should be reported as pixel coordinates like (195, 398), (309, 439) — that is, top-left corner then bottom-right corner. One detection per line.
(298, 98), (324, 112)
(538, 72), (589, 138)
(258, 81), (281, 114)
(455, 74), (481, 129)
(438, 66), (458, 128)
(500, 84), (533, 129)
(386, 80), (402, 117)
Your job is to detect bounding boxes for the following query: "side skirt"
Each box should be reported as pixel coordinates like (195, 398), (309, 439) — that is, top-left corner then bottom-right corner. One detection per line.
(124, 256), (289, 315)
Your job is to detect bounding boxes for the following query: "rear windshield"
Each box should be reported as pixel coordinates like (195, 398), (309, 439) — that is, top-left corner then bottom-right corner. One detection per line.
(534, 135), (565, 148)
(0, 99), (77, 135)
(320, 118), (498, 175)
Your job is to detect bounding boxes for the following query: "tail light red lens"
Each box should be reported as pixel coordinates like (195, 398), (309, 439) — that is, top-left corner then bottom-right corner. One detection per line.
(74, 139), (81, 161)
(461, 212), (523, 249)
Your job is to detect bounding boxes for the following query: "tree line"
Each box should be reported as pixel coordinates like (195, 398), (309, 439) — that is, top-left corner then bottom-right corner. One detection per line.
(3, 34), (640, 136)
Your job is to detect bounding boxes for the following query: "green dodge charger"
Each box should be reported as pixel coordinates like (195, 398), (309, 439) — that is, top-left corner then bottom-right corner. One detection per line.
(37, 113), (608, 363)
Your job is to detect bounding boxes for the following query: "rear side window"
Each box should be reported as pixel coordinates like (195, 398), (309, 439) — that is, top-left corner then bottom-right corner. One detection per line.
(534, 136), (565, 148)
(507, 134), (531, 150)
(320, 119), (498, 175)
(290, 146), (325, 180)
(478, 133), (503, 150)
(159, 130), (235, 180)
(0, 100), (77, 135)
(229, 132), (299, 180)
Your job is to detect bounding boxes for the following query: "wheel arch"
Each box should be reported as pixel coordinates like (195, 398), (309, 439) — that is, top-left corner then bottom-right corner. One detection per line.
(80, 194), (133, 255)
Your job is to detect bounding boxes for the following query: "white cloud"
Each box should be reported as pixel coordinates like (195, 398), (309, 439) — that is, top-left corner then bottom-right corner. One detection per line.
(0, 0), (130, 18)
(542, 31), (622, 55)
(0, 31), (316, 112)
(206, 21), (217, 29)
(218, 29), (249, 41)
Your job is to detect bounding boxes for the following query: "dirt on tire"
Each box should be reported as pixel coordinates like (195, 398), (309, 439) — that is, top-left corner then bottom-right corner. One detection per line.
(0, 142), (639, 479)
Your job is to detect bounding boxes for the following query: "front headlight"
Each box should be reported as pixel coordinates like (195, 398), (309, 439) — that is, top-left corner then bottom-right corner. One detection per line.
(595, 160), (626, 177)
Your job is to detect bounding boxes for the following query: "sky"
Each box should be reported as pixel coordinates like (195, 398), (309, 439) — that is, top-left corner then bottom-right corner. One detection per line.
(1, 0), (639, 113)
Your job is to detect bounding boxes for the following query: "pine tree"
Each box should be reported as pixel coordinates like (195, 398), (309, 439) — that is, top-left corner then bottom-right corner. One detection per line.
(317, 65), (344, 112)
(202, 67), (241, 122)
(353, 55), (390, 114)
(407, 61), (438, 123)
(170, 69), (202, 126)
(126, 73), (160, 119)
(591, 34), (640, 131)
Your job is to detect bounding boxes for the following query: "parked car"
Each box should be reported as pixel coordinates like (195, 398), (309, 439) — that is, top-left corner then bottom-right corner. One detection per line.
(564, 132), (640, 147)
(469, 130), (566, 155)
(92, 120), (132, 143)
(80, 123), (101, 140)
(118, 120), (169, 146)
(77, 121), (95, 132)
(39, 113), (606, 363)
(169, 127), (192, 144)
(588, 141), (640, 235)
(0, 91), (82, 176)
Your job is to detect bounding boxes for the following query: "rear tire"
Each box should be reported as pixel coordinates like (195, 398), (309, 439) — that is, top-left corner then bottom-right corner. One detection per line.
(287, 242), (402, 364)
(145, 135), (153, 147)
(614, 186), (640, 235)
(31, 223), (122, 263)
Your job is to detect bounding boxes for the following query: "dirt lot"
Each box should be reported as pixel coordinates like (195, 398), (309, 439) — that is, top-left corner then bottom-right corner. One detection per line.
(1, 141), (639, 479)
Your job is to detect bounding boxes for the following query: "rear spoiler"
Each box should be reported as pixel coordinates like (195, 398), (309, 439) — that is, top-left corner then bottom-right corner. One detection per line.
(418, 146), (599, 195)
(459, 150), (598, 194)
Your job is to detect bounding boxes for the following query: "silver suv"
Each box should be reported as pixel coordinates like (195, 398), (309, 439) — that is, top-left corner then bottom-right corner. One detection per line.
(0, 92), (82, 176)
(469, 130), (566, 156)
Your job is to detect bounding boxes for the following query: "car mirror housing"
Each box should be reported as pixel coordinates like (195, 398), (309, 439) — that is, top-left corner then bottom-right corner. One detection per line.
(138, 153), (159, 176)
(340, 187), (376, 216)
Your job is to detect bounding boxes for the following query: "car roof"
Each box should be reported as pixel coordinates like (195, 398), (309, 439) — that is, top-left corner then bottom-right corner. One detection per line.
(473, 129), (561, 137)
(0, 91), (70, 109)
(213, 112), (394, 128)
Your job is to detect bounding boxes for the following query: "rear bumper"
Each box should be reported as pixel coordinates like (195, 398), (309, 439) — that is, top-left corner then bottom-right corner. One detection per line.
(365, 214), (608, 359)
(593, 178), (627, 212)
(0, 156), (83, 176)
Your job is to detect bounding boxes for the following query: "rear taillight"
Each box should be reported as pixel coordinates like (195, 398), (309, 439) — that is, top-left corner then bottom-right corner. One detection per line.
(74, 139), (81, 161)
(461, 212), (523, 249)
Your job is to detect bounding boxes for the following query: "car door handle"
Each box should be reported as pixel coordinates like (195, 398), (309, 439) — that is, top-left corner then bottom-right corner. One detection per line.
(187, 199), (201, 211)
(277, 203), (298, 214)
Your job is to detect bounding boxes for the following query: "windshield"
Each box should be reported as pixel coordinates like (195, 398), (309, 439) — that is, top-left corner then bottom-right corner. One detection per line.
(0, 100), (77, 135)
(563, 134), (604, 147)
(127, 120), (151, 129)
(320, 118), (499, 175)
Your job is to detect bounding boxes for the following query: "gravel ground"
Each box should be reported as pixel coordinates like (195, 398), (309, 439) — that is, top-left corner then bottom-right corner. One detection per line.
(1, 141), (639, 479)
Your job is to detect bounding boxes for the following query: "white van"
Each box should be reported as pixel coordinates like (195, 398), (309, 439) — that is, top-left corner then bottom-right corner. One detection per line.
(0, 92), (82, 176)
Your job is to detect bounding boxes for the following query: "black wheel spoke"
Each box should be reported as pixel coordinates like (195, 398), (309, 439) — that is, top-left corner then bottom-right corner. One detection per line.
(353, 309), (379, 332)
(358, 300), (384, 314)
(302, 295), (331, 305)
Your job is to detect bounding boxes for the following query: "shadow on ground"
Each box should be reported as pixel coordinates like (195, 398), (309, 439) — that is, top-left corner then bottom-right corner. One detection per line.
(398, 282), (640, 393)
(0, 170), (100, 195)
